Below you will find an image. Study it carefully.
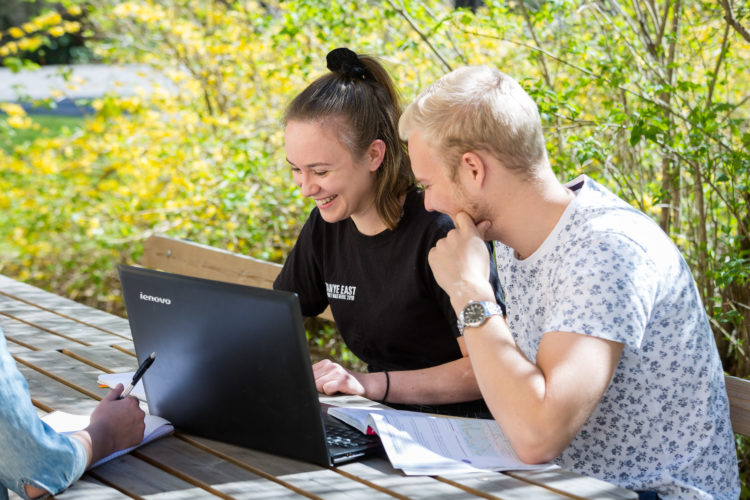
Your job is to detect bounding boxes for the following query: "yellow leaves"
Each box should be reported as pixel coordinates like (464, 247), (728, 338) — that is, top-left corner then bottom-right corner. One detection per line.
(112, 2), (133, 16)
(37, 11), (63, 27)
(7, 116), (33, 129)
(88, 120), (106, 134)
(86, 218), (102, 238)
(114, 0), (169, 27)
(48, 26), (65, 37)
(0, 41), (18, 56)
(118, 96), (143, 113)
(98, 179), (120, 193)
(63, 21), (81, 34)
(0, 191), (8, 209)
(30, 240), (53, 256)
(1, 103), (27, 117)
(17, 36), (44, 52)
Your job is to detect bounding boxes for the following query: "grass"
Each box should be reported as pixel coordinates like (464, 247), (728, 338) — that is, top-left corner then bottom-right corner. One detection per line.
(1, 114), (84, 154)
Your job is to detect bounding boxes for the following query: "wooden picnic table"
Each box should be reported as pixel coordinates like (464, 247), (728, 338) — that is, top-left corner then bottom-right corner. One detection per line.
(0, 273), (637, 499)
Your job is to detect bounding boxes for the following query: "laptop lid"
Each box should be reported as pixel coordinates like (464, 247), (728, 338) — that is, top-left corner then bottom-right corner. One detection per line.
(118, 264), (375, 466)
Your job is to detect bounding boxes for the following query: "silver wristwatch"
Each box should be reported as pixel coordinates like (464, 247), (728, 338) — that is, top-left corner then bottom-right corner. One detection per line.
(457, 300), (503, 335)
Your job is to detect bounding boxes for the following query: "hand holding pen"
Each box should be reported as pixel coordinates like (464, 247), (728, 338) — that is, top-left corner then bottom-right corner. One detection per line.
(119, 352), (156, 400)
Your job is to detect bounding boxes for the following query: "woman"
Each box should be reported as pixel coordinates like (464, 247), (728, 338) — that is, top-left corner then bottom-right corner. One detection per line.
(274, 48), (504, 417)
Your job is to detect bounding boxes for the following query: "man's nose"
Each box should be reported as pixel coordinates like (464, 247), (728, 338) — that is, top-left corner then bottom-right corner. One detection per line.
(423, 193), (435, 212)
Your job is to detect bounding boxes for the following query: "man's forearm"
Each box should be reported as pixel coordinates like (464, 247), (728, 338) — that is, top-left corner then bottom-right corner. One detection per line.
(462, 319), (623, 464)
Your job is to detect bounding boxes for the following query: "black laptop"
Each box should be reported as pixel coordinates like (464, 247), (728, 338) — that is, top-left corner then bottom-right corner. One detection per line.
(117, 264), (382, 466)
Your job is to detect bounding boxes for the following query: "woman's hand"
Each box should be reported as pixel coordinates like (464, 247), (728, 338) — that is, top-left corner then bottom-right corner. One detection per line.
(312, 359), (369, 397)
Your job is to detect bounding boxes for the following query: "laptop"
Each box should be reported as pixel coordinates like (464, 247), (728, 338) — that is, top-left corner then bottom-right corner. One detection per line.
(117, 264), (382, 466)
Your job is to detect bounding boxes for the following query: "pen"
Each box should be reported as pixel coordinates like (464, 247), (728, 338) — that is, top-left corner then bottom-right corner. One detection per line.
(119, 351), (156, 400)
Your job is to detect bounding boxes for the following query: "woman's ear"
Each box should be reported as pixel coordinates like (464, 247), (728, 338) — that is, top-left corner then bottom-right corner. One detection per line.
(459, 151), (486, 189)
(367, 139), (386, 172)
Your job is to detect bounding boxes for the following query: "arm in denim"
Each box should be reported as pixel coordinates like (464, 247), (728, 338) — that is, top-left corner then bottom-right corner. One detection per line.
(0, 328), (87, 500)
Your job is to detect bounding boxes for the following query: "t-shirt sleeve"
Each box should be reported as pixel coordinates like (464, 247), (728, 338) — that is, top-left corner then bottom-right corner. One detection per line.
(273, 211), (329, 317)
(544, 233), (656, 349)
(0, 331), (87, 498)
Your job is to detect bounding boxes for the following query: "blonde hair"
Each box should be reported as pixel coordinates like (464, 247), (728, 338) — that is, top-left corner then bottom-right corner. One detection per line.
(399, 66), (548, 180)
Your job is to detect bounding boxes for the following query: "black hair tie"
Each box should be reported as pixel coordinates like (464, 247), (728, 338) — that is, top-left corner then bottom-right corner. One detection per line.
(326, 47), (368, 80)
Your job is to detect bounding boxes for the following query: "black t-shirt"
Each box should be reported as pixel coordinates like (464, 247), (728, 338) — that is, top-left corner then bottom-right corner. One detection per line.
(274, 189), (505, 373)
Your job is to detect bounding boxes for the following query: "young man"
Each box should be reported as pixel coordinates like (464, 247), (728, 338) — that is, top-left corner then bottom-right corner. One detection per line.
(399, 65), (738, 499)
(0, 326), (145, 500)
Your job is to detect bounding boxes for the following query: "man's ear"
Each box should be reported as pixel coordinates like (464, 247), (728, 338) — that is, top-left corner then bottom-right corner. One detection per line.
(459, 151), (486, 189)
(367, 139), (386, 172)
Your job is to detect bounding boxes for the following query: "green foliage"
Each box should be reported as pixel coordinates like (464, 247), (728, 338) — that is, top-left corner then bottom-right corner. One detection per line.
(306, 318), (364, 370)
(0, 0), (749, 381)
(0, 3), (90, 66)
(0, 113), (82, 153)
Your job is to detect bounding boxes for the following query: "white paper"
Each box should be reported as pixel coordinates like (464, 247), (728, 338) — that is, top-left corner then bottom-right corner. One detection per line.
(97, 371), (147, 401)
(329, 406), (557, 476)
(328, 406), (425, 434)
(42, 411), (173, 468)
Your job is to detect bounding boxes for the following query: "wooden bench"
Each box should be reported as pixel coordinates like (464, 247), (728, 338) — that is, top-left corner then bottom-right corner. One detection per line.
(141, 235), (750, 439)
(726, 375), (750, 437)
(141, 234), (334, 322)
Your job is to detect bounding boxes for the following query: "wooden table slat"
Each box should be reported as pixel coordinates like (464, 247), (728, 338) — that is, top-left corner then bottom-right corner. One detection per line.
(89, 454), (222, 499)
(173, 435), (399, 499)
(0, 316), (95, 352)
(133, 438), (326, 499)
(506, 470), (639, 500)
(14, 350), (111, 400)
(53, 475), (133, 500)
(14, 362), (102, 414)
(60, 345), (138, 371)
(0, 276), (132, 337)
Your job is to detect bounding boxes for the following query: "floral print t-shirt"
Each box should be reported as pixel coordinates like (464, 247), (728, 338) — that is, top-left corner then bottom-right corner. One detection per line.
(494, 175), (738, 499)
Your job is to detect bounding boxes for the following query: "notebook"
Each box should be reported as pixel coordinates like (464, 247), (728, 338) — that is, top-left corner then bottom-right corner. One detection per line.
(117, 264), (382, 466)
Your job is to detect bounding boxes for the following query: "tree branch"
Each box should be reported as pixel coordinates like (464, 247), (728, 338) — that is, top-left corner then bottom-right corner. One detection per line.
(719, 0), (750, 42)
(631, 0), (658, 56)
(382, 0), (453, 72)
(708, 24), (731, 106)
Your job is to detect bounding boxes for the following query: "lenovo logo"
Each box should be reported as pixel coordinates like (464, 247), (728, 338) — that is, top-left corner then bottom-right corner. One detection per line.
(139, 291), (171, 305)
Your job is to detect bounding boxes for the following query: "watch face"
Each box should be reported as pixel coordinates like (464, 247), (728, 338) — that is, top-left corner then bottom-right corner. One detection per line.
(464, 302), (487, 326)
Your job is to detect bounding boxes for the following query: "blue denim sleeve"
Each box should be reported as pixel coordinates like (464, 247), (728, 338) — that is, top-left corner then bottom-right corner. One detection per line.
(0, 327), (87, 499)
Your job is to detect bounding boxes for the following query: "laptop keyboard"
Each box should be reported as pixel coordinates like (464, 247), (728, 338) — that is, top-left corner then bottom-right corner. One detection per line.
(325, 419), (379, 449)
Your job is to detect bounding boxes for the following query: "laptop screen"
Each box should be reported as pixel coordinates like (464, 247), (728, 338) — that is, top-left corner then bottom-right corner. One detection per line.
(118, 264), (333, 466)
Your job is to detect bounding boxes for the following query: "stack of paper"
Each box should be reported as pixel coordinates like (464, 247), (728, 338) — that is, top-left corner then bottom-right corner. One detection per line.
(328, 406), (556, 475)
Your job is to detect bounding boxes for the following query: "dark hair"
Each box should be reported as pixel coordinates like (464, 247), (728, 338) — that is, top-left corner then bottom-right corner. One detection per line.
(283, 47), (415, 230)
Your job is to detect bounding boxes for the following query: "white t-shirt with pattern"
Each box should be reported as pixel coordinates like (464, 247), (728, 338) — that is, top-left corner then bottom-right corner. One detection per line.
(493, 175), (738, 499)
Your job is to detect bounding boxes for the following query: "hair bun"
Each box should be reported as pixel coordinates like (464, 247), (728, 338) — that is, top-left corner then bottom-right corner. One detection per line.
(326, 47), (367, 80)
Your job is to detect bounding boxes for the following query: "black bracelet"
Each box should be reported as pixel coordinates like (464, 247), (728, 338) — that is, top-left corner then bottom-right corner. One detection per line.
(380, 370), (390, 404)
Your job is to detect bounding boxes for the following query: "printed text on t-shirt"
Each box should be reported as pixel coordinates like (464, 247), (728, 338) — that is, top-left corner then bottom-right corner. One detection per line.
(326, 282), (357, 301)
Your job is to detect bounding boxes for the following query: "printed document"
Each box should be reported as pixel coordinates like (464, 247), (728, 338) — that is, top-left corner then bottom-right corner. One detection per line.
(328, 406), (556, 475)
